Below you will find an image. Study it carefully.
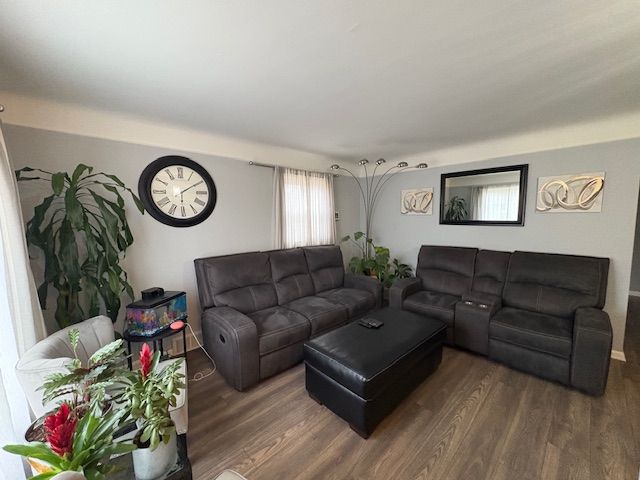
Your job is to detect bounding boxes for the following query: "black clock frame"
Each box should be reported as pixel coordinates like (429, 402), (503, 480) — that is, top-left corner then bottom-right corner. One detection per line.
(138, 156), (217, 227)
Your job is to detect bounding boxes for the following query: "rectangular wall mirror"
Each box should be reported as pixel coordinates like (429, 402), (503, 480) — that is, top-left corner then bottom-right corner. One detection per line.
(440, 164), (528, 226)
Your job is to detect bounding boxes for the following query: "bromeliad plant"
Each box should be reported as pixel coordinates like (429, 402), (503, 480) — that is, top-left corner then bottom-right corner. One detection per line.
(124, 344), (185, 451)
(341, 232), (412, 288)
(17, 164), (144, 328)
(3, 401), (136, 480)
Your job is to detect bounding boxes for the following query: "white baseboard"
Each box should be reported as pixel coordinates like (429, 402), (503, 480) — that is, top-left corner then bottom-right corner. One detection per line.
(629, 291), (640, 298)
(611, 350), (626, 362)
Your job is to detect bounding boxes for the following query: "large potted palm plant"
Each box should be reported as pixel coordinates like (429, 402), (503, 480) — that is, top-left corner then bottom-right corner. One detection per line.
(17, 164), (144, 327)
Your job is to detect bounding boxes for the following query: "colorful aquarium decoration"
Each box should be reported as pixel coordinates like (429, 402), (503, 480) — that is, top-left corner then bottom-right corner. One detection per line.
(126, 291), (187, 336)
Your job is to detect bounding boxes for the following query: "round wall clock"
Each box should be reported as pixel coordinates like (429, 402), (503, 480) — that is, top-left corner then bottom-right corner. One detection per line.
(138, 156), (217, 227)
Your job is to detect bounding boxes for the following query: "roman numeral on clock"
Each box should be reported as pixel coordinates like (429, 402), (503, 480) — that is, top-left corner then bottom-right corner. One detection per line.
(155, 178), (168, 186)
(177, 167), (184, 179)
(196, 190), (208, 195)
(194, 198), (206, 207)
(152, 189), (166, 194)
(157, 197), (170, 207)
(164, 168), (175, 180)
(168, 204), (177, 215)
(191, 205), (198, 215)
(181, 206), (186, 217)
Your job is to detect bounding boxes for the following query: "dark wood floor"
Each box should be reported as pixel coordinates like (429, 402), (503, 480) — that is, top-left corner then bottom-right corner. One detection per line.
(186, 298), (640, 480)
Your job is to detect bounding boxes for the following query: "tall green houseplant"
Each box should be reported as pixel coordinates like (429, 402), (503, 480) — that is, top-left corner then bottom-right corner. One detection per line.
(17, 164), (144, 327)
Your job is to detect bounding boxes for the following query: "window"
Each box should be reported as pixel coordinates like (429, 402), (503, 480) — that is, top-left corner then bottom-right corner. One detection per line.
(274, 167), (335, 248)
(471, 183), (520, 221)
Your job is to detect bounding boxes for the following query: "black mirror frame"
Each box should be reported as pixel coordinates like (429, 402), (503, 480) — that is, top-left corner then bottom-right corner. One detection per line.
(439, 164), (529, 226)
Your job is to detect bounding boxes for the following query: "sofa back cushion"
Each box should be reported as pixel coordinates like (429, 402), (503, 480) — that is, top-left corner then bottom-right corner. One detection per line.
(416, 246), (477, 297)
(503, 251), (609, 318)
(194, 252), (278, 314)
(303, 245), (345, 293)
(472, 250), (511, 297)
(269, 248), (315, 304)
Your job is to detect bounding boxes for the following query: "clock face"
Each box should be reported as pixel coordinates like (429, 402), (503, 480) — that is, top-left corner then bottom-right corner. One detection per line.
(139, 156), (217, 227)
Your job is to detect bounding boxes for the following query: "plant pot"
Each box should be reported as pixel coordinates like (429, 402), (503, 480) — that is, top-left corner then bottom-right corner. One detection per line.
(132, 431), (177, 480)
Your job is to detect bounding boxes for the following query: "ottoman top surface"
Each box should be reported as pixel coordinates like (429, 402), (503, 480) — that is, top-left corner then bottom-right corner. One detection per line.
(304, 308), (446, 395)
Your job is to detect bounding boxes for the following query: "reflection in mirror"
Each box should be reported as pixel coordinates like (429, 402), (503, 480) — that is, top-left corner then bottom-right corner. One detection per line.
(440, 165), (528, 225)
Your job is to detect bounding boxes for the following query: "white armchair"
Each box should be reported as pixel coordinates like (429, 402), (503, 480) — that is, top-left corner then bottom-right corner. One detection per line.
(15, 315), (188, 434)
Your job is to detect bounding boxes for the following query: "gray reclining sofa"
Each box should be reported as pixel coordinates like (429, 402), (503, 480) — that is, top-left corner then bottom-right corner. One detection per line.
(195, 245), (382, 391)
(391, 246), (612, 395)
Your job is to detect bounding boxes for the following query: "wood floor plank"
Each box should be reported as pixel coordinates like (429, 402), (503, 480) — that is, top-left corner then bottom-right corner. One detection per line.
(186, 297), (640, 480)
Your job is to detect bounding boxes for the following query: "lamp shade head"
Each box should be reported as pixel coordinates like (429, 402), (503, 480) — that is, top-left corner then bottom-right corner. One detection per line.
(417, 163), (428, 168)
(330, 164), (340, 170)
(397, 161), (409, 168)
(358, 158), (369, 166)
(376, 158), (386, 165)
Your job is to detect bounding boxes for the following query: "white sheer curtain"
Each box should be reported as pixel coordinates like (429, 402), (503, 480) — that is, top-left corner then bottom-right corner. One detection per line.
(472, 183), (520, 221)
(273, 167), (336, 249)
(0, 119), (47, 480)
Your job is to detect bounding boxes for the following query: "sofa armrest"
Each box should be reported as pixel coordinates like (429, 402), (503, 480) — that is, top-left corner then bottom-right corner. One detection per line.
(461, 291), (502, 315)
(389, 277), (422, 309)
(571, 307), (612, 396)
(201, 307), (260, 391)
(344, 273), (383, 308)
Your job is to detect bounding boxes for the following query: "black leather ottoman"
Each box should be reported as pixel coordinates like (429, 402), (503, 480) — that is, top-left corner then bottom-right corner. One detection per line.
(303, 308), (446, 438)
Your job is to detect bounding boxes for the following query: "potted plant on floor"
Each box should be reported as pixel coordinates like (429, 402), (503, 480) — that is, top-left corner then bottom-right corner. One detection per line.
(341, 232), (413, 288)
(16, 164), (144, 328)
(123, 344), (185, 480)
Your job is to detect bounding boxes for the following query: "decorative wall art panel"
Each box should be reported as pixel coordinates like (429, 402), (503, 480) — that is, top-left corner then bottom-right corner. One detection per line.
(536, 172), (605, 213)
(401, 188), (433, 215)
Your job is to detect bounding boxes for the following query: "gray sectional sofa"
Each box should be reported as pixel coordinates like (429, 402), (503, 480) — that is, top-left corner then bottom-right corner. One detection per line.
(194, 245), (382, 391)
(390, 246), (612, 395)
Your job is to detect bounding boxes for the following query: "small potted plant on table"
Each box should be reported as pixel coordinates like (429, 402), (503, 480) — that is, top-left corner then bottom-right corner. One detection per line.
(124, 344), (185, 480)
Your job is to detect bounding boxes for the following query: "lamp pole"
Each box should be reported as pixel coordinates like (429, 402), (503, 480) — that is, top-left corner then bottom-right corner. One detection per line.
(331, 159), (428, 258)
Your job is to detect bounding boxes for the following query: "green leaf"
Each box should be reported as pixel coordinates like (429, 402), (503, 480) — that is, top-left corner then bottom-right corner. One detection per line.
(340, 235), (351, 242)
(65, 187), (83, 229)
(71, 163), (93, 183)
(353, 231), (364, 240)
(51, 172), (66, 195)
(3, 443), (63, 467)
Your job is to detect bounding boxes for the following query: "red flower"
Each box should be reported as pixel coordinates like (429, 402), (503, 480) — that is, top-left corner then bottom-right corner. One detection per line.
(140, 343), (152, 378)
(44, 403), (76, 457)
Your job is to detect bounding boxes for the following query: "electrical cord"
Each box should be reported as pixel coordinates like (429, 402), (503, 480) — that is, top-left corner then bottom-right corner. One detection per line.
(184, 322), (217, 382)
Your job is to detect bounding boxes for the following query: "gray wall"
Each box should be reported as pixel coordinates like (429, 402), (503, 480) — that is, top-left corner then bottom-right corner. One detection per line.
(356, 139), (640, 353)
(334, 175), (362, 266)
(5, 125), (275, 337)
(631, 192), (640, 292)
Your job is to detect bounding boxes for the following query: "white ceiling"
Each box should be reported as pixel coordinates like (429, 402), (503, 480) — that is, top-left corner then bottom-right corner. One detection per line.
(1, 1), (639, 160)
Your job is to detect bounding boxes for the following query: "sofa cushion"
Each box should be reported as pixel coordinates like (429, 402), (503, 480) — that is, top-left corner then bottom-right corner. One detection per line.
(403, 290), (459, 325)
(416, 246), (477, 296)
(503, 251), (609, 318)
(317, 287), (376, 318)
(472, 250), (511, 297)
(194, 252), (277, 313)
(489, 307), (573, 358)
(284, 296), (349, 335)
(303, 245), (345, 293)
(269, 248), (315, 304)
(248, 306), (311, 355)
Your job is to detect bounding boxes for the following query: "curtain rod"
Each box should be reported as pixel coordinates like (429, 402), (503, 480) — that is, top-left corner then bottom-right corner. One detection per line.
(248, 160), (338, 177)
(248, 161), (275, 169)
